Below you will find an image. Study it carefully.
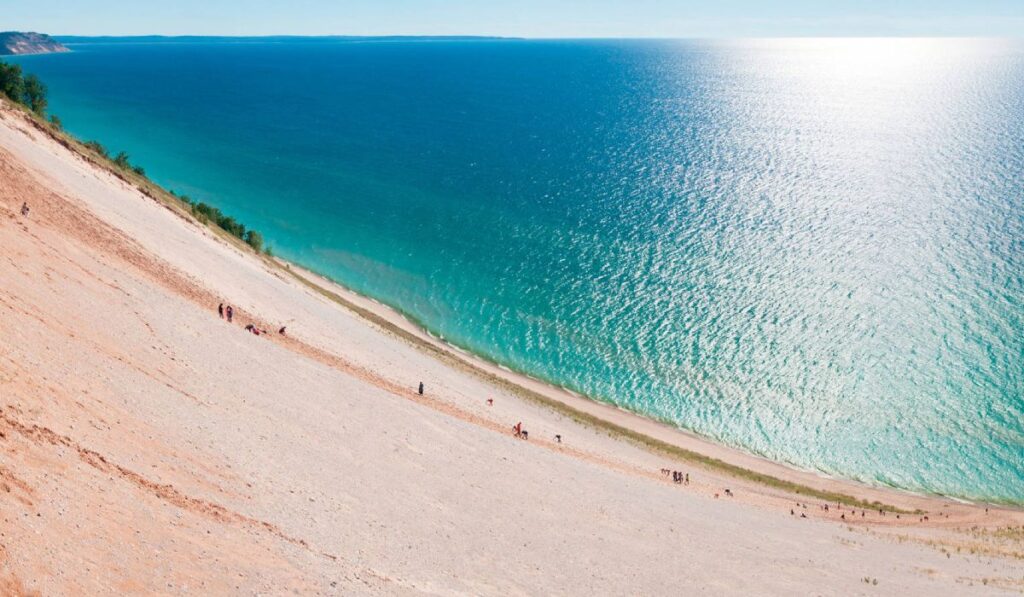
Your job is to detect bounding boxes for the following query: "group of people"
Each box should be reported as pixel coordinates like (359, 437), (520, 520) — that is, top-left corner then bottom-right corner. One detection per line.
(790, 501), (916, 522)
(510, 421), (563, 444)
(664, 470), (689, 485)
(823, 503), (867, 520)
(513, 421), (528, 440)
(218, 302), (287, 337)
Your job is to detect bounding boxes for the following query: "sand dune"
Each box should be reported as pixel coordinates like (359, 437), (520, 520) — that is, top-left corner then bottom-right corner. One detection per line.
(1, 102), (1022, 595)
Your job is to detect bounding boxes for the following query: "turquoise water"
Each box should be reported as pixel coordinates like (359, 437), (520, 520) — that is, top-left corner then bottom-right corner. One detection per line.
(12, 38), (1024, 503)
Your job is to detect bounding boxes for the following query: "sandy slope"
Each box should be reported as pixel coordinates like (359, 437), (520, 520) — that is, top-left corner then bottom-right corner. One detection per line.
(1, 103), (1022, 595)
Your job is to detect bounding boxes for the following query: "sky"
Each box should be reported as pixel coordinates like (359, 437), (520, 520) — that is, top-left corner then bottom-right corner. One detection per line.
(4, 0), (1024, 38)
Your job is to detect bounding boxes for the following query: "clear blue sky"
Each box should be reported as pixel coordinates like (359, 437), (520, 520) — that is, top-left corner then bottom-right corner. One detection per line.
(5, 0), (1023, 38)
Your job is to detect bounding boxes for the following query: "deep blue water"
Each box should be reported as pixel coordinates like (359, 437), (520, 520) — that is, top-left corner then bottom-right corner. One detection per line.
(11, 38), (1024, 503)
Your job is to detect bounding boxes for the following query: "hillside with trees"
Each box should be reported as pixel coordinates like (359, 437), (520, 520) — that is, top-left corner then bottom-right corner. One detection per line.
(0, 31), (69, 55)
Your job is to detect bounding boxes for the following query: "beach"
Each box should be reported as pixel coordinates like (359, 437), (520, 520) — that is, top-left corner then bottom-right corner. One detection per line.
(1, 99), (1023, 594)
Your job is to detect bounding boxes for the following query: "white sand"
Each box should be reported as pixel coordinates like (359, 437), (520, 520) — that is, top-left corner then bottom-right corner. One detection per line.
(1, 102), (1022, 595)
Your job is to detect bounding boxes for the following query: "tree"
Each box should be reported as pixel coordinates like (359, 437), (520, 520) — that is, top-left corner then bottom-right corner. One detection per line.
(218, 215), (245, 238)
(0, 62), (49, 116)
(22, 74), (47, 115)
(0, 62), (24, 103)
(244, 230), (263, 253)
(48, 114), (62, 130)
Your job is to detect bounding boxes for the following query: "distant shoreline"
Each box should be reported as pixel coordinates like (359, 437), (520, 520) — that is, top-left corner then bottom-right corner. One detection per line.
(54, 35), (522, 44)
(0, 31), (69, 56)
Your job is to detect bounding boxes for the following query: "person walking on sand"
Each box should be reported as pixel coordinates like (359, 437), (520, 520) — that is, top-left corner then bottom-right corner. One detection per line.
(418, 381), (424, 395)
(513, 421), (522, 438)
(218, 303), (224, 319)
(226, 305), (233, 322)
(20, 202), (29, 217)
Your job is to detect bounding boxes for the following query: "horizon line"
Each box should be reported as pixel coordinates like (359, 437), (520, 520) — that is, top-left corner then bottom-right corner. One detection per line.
(45, 33), (1024, 41)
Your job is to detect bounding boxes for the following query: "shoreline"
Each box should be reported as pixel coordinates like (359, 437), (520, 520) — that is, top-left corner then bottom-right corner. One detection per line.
(6, 97), (1020, 515)
(277, 258), (1021, 514)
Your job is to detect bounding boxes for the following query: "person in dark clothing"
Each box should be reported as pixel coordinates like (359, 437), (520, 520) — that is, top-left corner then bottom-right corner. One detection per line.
(418, 381), (424, 395)
(218, 303), (224, 318)
(21, 202), (30, 217)
(226, 305), (233, 322)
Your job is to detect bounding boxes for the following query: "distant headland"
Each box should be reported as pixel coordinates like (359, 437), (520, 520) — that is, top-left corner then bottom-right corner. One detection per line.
(0, 31), (69, 55)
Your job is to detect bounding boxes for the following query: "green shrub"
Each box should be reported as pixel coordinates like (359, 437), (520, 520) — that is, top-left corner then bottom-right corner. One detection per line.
(22, 74), (46, 115)
(105, 150), (147, 178)
(84, 140), (108, 158)
(244, 230), (263, 253)
(191, 201), (222, 223)
(0, 61), (48, 116)
(48, 114), (62, 130)
(0, 62), (25, 104)
(112, 151), (131, 169)
(187, 199), (264, 251)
